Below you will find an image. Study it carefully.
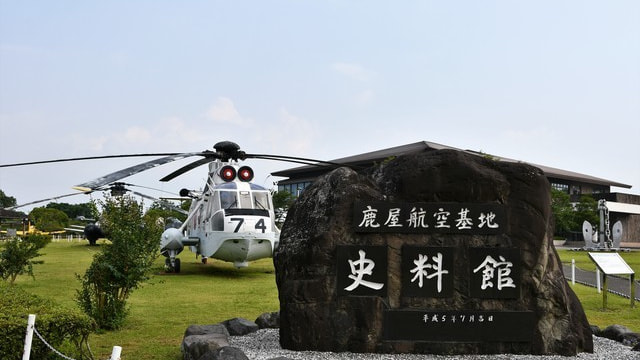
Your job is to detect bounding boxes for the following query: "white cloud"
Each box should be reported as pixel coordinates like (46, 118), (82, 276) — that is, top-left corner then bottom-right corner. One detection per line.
(156, 117), (209, 145)
(259, 107), (318, 156)
(70, 133), (109, 152)
(124, 126), (152, 144)
(331, 62), (374, 81)
(206, 97), (253, 126)
(71, 117), (213, 156)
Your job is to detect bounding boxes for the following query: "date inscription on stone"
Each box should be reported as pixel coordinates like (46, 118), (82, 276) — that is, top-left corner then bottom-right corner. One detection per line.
(383, 310), (535, 342)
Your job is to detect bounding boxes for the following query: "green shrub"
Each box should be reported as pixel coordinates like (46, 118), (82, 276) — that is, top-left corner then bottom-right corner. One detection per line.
(76, 195), (162, 330)
(76, 252), (130, 330)
(29, 207), (70, 232)
(0, 282), (95, 359)
(0, 234), (51, 284)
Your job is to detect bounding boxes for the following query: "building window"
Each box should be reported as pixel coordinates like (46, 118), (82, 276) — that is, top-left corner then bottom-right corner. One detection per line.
(278, 181), (313, 197)
(551, 183), (569, 193)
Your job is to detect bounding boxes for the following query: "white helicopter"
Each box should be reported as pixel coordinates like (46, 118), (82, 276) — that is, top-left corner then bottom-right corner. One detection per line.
(2, 141), (338, 273)
(157, 154), (280, 272)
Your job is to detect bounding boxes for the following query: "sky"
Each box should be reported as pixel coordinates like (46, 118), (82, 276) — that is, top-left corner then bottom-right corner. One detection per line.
(1, 1), (639, 213)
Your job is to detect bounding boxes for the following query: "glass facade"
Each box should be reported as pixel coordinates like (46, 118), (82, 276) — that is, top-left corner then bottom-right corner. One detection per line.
(278, 181), (313, 197)
(551, 183), (569, 193)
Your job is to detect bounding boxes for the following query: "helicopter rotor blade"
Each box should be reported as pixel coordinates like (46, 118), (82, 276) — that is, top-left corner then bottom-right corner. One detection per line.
(0, 153), (182, 168)
(2, 142), (355, 192)
(129, 190), (188, 215)
(123, 183), (182, 196)
(160, 157), (216, 182)
(5, 191), (91, 210)
(130, 190), (160, 202)
(244, 153), (347, 168)
(73, 152), (203, 191)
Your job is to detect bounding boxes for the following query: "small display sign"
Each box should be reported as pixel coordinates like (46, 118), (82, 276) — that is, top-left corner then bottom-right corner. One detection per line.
(588, 252), (634, 275)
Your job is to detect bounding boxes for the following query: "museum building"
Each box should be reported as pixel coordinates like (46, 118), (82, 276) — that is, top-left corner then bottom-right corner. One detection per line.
(272, 140), (640, 245)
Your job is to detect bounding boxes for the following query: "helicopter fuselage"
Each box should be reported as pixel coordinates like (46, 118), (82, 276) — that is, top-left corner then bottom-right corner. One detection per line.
(160, 161), (280, 271)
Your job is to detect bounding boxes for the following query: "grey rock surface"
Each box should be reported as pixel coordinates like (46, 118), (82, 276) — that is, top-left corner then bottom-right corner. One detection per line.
(181, 333), (229, 360)
(223, 317), (260, 336)
(185, 324), (230, 337)
(198, 346), (250, 360)
(274, 150), (593, 355)
(255, 311), (280, 329)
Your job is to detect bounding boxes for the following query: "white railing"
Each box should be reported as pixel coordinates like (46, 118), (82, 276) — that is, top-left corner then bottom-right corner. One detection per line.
(51, 234), (86, 242)
(22, 314), (122, 360)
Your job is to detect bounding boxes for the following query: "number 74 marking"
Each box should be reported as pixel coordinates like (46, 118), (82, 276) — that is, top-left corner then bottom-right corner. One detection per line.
(230, 218), (267, 233)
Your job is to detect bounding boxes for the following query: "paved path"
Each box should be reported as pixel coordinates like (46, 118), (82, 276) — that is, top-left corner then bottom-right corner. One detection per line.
(562, 263), (639, 301)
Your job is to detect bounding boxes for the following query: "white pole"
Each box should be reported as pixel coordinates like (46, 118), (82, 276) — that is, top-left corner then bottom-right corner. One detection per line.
(22, 314), (36, 360)
(571, 259), (575, 285)
(110, 346), (122, 360)
(596, 268), (601, 293)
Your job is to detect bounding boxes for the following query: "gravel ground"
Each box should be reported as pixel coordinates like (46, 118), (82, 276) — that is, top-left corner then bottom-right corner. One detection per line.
(229, 329), (640, 360)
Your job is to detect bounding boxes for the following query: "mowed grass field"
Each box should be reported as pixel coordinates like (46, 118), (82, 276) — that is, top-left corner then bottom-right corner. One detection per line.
(556, 248), (640, 333)
(8, 242), (640, 359)
(556, 248), (640, 274)
(13, 241), (279, 360)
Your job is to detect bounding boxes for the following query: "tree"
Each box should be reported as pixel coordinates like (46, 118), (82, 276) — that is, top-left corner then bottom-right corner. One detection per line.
(550, 189), (575, 236)
(550, 190), (601, 238)
(76, 195), (163, 330)
(0, 189), (17, 208)
(574, 195), (599, 228)
(29, 207), (69, 232)
(46, 202), (97, 220)
(144, 200), (188, 224)
(272, 190), (296, 226)
(0, 234), (50, 284)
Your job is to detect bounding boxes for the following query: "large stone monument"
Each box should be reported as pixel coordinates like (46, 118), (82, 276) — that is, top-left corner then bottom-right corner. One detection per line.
(274, 149), (593, 355)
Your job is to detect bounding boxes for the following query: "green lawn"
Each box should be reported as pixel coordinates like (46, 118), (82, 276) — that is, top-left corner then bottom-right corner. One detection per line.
(556, 248), (640, 332)
(556, 248), (640, 274)
(6, 242), (640, 359)
(570, 283), (640, 332)
(13, 241), (279, 360)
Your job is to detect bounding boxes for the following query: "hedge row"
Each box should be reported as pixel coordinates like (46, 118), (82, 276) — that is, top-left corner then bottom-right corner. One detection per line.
(0, 283), (95, 359)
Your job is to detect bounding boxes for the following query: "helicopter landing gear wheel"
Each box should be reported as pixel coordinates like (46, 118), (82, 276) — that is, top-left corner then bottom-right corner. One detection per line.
(164, 257), (181, 273)
(201, 257), (208, 264)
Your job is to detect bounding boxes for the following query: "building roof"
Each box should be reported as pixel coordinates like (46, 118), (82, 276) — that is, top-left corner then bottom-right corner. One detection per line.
(272, 140), (632, 189)
(0, 208), (27, 219)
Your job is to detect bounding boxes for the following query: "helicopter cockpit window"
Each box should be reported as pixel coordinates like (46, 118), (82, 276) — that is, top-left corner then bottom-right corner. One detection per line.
(253, 192), (270, 210)
(220, 190), (238, 209)
(239, 191), (252, 208)
(211, 191), (221, 211)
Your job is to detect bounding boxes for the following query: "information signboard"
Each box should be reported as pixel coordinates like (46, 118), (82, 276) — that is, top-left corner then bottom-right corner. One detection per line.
(587, 252), (635, 308)
(588, 253), (634, 275)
